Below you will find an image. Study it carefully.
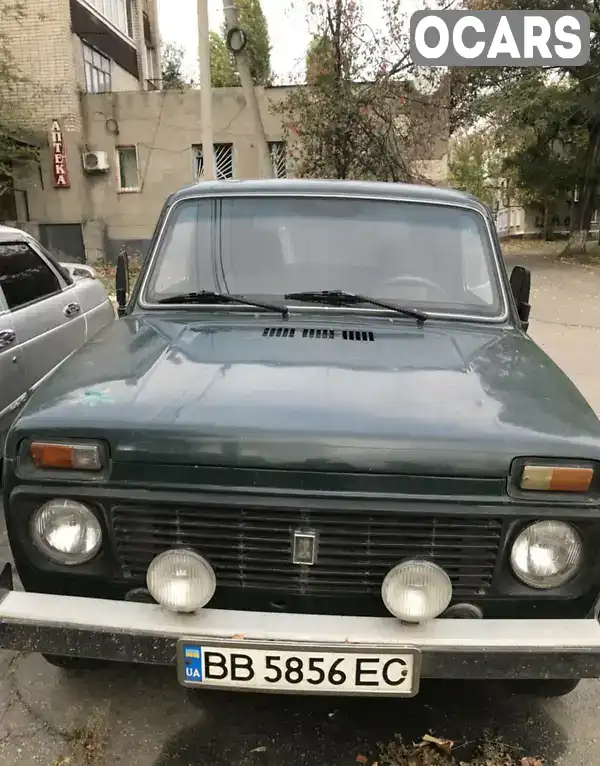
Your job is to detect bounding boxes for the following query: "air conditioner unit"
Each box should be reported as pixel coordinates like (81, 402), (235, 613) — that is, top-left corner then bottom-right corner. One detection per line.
(82, 150), (109, 172)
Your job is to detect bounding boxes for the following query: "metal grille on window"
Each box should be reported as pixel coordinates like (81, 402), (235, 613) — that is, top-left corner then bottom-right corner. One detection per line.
(194, 144), (234, 181)
(268, 141), (287, 178)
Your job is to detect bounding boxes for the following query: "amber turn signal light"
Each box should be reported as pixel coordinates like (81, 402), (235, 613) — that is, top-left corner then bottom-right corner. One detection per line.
(29, 442), (102, 471)
(520, 465), (594, 493)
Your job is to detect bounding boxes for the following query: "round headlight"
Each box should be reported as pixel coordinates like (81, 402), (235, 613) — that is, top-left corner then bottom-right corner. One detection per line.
(510, 520), (583, 589)
(146, 549), (216, 613)
(381, 560), (452, 623)
(30, 499), (102, 565)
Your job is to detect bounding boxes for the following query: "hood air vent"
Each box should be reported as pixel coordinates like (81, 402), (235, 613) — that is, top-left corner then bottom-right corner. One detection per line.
(263, 327), (296, 338)
(262, 327), (375, 342)
(303, 328), (334, 339)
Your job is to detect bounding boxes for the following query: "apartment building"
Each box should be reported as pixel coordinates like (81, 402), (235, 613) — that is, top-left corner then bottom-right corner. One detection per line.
(1, 2), (450, 264)
(2, 0), (160, 259)
(5, 0), (160, 128)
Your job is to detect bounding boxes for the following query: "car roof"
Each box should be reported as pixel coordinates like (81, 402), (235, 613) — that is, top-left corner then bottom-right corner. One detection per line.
(170, 178), (489, 213)
(0, 224), (29, 242)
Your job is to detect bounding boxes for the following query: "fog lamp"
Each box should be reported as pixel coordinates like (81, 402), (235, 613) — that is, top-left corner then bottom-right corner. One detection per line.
(381, 559), (452, 623)
(146, 549), (216, 613)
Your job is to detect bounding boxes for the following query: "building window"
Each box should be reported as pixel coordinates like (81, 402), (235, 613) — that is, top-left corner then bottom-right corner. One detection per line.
(144, 44), (157, 84)
(193, 143), (234, 181)
(83, 44), (112, 93)
(86, 0), (133, 38)
(116, 146), (140, 191)
(268, 141), (287, 178)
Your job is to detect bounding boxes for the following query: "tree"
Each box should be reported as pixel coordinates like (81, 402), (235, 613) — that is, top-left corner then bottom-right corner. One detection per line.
(492, 77), (584, 240)
(452, 0), (600, 253)
(274, 0), (447, 182)
(0, 2), (39, 200)
(161, 42), (193, 89)
(210, 31), (238, 87)
(305, 34), (335, 83)
(448, 131), (503, 209)
(210, 0), (272, 87)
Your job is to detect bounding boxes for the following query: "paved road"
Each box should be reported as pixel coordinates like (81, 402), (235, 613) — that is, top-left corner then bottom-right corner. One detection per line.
(1, 253), (600, 765)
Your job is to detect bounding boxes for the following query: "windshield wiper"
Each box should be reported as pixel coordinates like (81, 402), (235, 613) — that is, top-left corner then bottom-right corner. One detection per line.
(157, 291), (289, 317)
(284, 290), (427, 323)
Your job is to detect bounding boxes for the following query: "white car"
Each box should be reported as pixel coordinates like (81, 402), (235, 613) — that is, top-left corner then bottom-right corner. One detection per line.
(0, 225), (115, 454)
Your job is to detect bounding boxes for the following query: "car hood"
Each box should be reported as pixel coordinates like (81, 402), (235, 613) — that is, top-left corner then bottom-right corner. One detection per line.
(10, 315), (600, 476)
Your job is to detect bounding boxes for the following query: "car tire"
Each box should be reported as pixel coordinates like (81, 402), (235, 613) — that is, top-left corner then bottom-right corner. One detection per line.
(508, 678), (580, 698)
(42, 653), (108, 671)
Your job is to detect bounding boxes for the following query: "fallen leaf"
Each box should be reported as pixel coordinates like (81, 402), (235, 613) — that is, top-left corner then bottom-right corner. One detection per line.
(250, 746), (267, 753)
(356, 755), (368, 764)
(419, 734), (455, 754)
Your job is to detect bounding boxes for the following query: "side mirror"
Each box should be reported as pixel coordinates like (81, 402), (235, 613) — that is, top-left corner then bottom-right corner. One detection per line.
(115, 247), (130, 318)
(509, 265), (531, 331)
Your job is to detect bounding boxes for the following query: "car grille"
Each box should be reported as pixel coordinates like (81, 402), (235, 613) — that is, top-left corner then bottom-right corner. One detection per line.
(111, 503), (504, 598)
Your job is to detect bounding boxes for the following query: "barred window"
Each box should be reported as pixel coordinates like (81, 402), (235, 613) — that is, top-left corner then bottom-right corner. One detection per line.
(193, 143), (235, 180)
(268, 141), (287, 178)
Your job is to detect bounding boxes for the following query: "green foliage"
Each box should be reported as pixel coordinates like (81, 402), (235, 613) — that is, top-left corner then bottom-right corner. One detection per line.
(494, 77), (583, 208)
(305, 34), (335, 84)
(210, 31), (238, 87)
(161, 42), (193, 89)
(0, 1), (39, 195)
(454, 0), (600, 250)
(448, 132), (502, 209)
(275, 0), (443, 182)
(210, 0), (272, 87)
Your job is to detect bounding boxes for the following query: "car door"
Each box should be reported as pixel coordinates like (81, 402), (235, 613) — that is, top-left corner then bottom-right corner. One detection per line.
(34, 242), (116, 341)
(0, 286), (26, 445)
(0, 238), (86, 392)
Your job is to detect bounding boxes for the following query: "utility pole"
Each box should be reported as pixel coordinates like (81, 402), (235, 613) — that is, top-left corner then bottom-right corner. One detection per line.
(221, 1), (274, 178)
(198, 0), (215, 180)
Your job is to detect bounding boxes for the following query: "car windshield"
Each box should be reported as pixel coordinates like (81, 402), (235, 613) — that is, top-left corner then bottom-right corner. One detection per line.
(143, 195), (504, 317)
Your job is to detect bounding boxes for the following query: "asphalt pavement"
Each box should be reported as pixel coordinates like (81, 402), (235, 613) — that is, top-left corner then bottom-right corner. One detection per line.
(1, 251), (599, 765)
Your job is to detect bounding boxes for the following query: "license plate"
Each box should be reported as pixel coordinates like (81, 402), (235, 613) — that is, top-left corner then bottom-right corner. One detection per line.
(177, 641), (421, 696)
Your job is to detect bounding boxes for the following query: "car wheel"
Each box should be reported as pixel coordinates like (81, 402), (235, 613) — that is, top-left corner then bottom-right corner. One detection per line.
(508, 678), (580, 698)
(42, 653), (108, 671)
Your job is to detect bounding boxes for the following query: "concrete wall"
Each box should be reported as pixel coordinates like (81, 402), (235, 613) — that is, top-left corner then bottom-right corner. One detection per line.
(20, 87), (297, 259)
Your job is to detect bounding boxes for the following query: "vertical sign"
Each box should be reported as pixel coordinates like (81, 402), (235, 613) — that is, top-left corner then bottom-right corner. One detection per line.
(50, 119), (70, 188)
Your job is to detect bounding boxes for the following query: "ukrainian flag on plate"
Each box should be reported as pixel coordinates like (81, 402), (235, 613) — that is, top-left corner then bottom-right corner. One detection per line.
(182, 644), (203, 680)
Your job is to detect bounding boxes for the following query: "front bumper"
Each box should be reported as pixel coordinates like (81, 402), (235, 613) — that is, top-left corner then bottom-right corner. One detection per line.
(3, 564), (600, 686)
